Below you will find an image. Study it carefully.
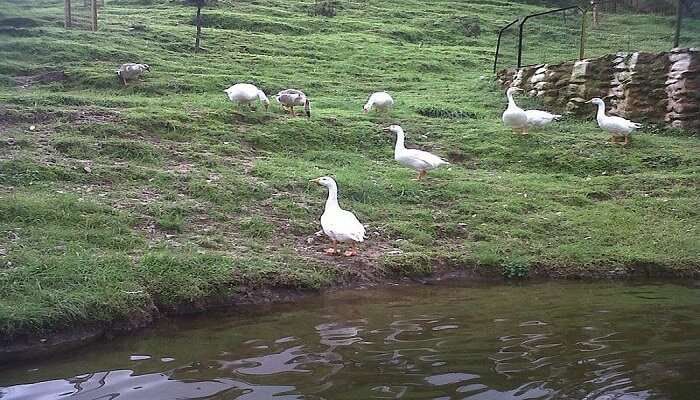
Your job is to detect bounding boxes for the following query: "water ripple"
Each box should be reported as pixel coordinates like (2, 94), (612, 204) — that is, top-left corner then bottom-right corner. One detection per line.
(2, 282), (698, 400)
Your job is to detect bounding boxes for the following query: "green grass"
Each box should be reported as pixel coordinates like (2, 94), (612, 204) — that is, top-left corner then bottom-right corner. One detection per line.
(0, 0), (699, 339)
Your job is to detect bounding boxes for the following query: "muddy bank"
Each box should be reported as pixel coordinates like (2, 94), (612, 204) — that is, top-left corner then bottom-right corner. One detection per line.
(1, 262), (697, 366)
(0, 287), (313, 366)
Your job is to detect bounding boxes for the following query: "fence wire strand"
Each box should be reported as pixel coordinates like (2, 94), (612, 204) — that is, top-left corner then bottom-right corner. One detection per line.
(495, 0), (700, 71)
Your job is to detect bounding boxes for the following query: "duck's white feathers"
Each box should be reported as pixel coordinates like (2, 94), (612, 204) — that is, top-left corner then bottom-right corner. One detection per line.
(116, 63), (149, 80)
(525, 109), (562, 127)
(224, 83), (269, 106)
(315, 177), (365, 244)
(597, 115), (642, 135)
(364, 91), (394, 112)
(592, 98), (641, 135)
(321, 208), (365, 243)
(395, 148), (449, 171)
(390, 126), (449, 172)
(502, 88), (528, 129)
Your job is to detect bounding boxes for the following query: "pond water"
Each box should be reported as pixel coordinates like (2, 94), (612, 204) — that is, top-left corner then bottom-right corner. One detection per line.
(1, 281), (699, 400)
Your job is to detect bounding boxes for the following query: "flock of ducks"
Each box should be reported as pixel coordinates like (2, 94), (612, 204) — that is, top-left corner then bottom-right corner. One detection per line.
(502, 87), (642, 144)
(222, 84), (446, 257)
(115, 63), (644, 257)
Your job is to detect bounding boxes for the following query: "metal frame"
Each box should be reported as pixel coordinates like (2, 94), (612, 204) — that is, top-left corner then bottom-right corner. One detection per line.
(494, 6), (586, 73)
(517, 6), (584, 69)
(493, 19), (518, 73)
(495, 0), (697, 73)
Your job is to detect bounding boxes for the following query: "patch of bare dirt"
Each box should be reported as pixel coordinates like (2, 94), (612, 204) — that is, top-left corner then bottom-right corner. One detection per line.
(14, 70), (66, 89)
(68, 109), (122, 125)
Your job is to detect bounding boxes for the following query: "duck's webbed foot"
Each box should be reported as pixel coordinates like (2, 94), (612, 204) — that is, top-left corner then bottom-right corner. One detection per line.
(325, 240), (338, 255)
(343, 243), (358, 257)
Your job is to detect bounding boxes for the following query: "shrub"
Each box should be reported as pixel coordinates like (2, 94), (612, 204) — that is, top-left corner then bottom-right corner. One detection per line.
(310, 0), (338, 17)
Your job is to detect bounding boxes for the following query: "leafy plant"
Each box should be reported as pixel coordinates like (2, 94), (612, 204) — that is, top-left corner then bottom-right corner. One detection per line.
(503, 258), (530, 279)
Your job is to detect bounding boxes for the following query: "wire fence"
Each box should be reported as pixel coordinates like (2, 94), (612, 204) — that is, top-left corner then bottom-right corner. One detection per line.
(519, 7), (585, 67)
(64, 0), (101, 30)
(586, 0), (699, 58)
(494, 20), (520, 73)
(495, 0), (700, 72)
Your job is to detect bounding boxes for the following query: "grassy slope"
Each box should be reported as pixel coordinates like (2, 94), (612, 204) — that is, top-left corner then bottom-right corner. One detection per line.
(0, 0), (698, 339)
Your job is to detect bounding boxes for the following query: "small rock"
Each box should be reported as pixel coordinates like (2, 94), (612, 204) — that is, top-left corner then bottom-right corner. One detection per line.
(29, 125), (36, 131)
(83, 166), (92, 173)
(306, 237), (314, 244)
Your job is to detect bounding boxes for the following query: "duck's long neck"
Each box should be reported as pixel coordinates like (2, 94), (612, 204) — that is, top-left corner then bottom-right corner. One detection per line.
(325, 185), (340, 211)
(394, 132), (406, 153)
(595, 102), (607, 120)
(507, 91), (518, 109)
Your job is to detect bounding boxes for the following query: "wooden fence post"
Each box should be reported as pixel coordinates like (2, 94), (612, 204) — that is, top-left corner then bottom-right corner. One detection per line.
(195, 0), (203, 53)
(65, 0), (72, 28)
(91, 0), (98, 31)
(591, 0), (599, 28)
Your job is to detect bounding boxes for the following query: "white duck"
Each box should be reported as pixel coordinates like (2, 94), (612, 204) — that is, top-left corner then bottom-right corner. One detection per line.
(224, 83), (270, 111)
(587, 98), (642, 145)
(384, 125), (450, 180)
(311, 176), (366, 256)
(116, 63), (150, 86)
(363, 91), (394, 113)
(502, 87), (529, 134)
(525, 109), (562, 128)
(275, 89), (310, 118)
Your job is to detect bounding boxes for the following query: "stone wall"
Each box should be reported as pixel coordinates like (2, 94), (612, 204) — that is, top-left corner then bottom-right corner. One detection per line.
(497, 48), (700, 132)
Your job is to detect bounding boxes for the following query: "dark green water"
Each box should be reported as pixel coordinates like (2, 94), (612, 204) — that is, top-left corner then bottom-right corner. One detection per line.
(1, 281), (699, 399)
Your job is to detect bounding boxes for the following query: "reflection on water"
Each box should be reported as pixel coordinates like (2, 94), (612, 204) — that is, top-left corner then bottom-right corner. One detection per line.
(1, 281), (699, 399)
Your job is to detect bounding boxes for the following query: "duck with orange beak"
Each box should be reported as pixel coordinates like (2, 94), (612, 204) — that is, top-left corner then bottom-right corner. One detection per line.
(502, 87), (529, 134)
(311, 176), (366, 256)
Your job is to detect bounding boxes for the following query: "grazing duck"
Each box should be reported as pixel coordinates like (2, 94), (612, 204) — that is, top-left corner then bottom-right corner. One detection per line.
(586, 98), (642, 145)
(363, 91), (394, 113)
(224, 83), (270, 111)
(116, 63), (150, 86)
(311, 176), (366, 256)
(525, 109), (562, 128)
(502, 87), (529, 134)
(384, 125), (449, 180)
(275, 89), (310, 118)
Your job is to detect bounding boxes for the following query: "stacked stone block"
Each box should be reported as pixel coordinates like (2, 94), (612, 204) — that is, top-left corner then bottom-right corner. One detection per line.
(496, 48), (699, 133)
(665, 49), (700, 131)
